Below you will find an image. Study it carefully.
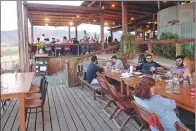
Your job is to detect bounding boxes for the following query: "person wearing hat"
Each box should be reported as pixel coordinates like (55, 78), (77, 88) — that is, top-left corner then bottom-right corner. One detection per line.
(86, 55), (103, 84)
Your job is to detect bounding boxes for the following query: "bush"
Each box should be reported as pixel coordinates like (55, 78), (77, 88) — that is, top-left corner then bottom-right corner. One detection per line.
(153, 32), (195, 59)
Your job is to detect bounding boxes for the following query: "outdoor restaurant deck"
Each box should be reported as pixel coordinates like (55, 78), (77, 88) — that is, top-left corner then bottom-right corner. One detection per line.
(1, 72), (142, 131)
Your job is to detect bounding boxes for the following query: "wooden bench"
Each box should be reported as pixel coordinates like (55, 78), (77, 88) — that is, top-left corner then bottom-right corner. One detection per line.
(78, 77), (101, 100)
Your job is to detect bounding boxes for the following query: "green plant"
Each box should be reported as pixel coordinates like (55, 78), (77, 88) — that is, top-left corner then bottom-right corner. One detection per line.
(37, 41), (46, 49)
(118, 34), (135, 57)
(153, 32), (179, 59)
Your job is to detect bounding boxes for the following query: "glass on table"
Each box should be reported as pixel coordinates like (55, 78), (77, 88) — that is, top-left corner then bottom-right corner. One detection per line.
(165, 81), (173, 94)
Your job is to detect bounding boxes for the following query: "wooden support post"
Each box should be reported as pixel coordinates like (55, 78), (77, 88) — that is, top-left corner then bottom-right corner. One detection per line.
(17, 1), (25, 72)
(23, 1), (29, 72)
(148, 44), (152, 54)
(152, 13), (156, 39)
(176, 43), (181, 56)
(68, 26), (71, 40)
(122, 1), (128, 35)
(67, 60), (79, 87)
(75, 26), (78, 40)
(157, 1), (160, 11)
(100, 1), (104, 50)
(110, 30), (113, 41)
(31, 25), (34, 43)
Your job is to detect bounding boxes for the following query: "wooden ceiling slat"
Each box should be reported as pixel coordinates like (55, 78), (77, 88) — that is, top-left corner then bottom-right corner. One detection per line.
(26, 3), (101, 12)
(29, 11), (91, 16)
(29, 15), (89, 20)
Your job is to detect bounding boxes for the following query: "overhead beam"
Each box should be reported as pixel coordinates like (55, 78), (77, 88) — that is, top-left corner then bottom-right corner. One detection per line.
(26, 3), (101, 12)
(28, 11), (92, 16)
(29, 15), (90, 19)
(88, 1), (96, 7)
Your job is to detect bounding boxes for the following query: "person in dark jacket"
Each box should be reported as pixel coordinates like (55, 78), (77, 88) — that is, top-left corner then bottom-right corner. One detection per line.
(86, 56), (103, 84)
(134, 54), (164, 74)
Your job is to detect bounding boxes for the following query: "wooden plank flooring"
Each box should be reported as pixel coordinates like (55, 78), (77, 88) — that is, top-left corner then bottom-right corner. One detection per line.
(1, 73), (141, 131)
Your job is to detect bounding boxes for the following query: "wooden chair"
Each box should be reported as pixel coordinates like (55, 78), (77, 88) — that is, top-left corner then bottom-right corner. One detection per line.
(24, 77), (48, 131)
(28, 76), (46, 93)
(132, 101), (164, 131)
(175, 121), (191, 131)
(96, 77), (118, 119)
(26, 76), (46, 100)
(107, 82), (135, 131)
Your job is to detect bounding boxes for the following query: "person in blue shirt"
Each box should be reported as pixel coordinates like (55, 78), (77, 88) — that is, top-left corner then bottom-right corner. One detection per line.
(86, 56), (103, 84)
(133, 76), (182, 131)
(134, 54), (164, 74)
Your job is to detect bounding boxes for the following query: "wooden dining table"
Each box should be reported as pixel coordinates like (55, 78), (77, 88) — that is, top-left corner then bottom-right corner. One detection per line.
(1, 72), (35, 131)
(103, 69), (195, 113)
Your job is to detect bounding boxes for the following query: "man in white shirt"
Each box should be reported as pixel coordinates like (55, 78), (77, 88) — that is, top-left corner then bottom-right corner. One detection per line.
(40, 34), (45, 42)
(111, 55), (124, 69)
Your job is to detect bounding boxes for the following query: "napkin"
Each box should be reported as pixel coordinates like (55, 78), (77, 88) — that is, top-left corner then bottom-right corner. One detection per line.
(120, 73), (132, 78)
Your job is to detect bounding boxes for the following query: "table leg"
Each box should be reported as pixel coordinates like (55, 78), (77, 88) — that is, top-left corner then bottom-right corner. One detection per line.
(18, 96), (26, 131)
(77, 45), (80, 56)
(120, 81), (126, 95)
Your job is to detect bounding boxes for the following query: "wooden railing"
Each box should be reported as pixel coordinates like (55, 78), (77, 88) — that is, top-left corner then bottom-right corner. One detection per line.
(135, 38), (196, 56)
(29, 42), (101, 56)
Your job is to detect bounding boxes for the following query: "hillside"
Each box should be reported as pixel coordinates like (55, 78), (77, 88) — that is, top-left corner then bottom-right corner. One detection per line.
(1, 27), (122, 46)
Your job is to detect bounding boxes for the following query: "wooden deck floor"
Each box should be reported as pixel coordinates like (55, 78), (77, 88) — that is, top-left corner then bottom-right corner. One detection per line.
(1, 72), (142, 131)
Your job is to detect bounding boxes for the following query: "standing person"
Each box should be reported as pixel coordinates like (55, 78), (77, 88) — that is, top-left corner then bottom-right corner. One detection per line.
(133, 77), (182, 131)
(40, 34), (45, 42)
(62, 36), (70, 55)
(113, 38), (120, 53)
(36, 37), (40, 44)
(86, 56), (104, 84)
(82, 30), (89, 55)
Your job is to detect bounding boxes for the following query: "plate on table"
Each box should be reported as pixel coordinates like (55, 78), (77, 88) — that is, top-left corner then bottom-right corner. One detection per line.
(133, 72), (142, 75)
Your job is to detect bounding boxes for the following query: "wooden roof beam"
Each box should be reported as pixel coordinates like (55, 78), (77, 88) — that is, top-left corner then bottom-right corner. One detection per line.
(88, 1), (96, 7)
(26, 3), (101, 12)
(29, 15), (89, 20)
(28, 11), (92, 16)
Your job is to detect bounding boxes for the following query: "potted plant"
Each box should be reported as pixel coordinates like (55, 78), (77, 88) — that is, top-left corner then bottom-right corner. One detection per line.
(37, 41), (46, 54)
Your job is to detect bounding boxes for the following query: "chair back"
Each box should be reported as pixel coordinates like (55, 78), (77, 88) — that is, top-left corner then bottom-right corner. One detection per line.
(96, 72), (108, 93)
(41, 77), (48, 105)
(175, 121), (191, 131)
(132, 101), (164, 131)
(106, 81), (120, 101)
(96, 77), (108, 94)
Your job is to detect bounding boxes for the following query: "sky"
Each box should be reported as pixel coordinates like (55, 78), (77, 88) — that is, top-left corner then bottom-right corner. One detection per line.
(1, 1), (109, 32)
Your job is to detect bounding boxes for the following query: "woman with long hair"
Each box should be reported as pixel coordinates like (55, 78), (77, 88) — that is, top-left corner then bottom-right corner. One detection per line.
(133, 77), (182, 131)
(183, 57), (195, 85)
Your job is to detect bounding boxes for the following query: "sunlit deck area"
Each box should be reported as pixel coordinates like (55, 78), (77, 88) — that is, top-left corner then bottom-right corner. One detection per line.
(1, 72), (142, 131)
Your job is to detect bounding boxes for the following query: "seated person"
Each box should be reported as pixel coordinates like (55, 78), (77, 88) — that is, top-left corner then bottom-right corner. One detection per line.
(51, 38), (56, 44)
(86, 56), (104, 84)
(134, 54), (164, 74)
(111, 55), (124, 69)
(171, 55), (185, 74)
(133, 76), (182, 131)
(182, 57), (195, 85)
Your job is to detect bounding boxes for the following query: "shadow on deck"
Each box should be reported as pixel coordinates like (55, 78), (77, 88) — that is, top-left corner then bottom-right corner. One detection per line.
(1, 72), (142, 131)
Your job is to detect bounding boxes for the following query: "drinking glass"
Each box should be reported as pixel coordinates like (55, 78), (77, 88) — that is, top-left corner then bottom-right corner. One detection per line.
(166, 81), (173, 94)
